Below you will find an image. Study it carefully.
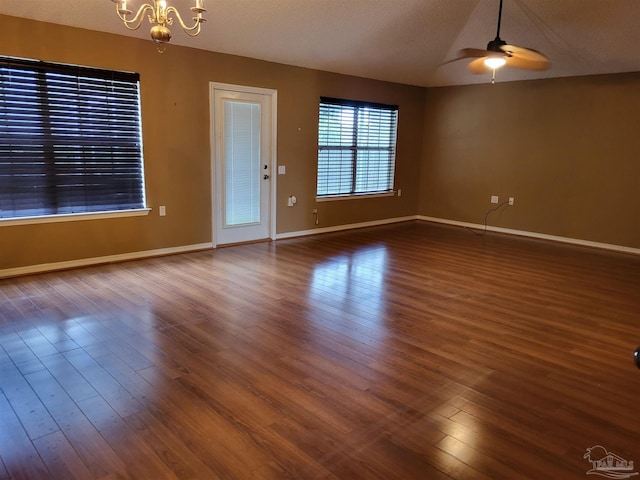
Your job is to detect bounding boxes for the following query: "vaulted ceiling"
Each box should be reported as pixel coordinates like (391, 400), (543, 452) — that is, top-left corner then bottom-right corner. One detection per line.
(2, 0), (640, 87)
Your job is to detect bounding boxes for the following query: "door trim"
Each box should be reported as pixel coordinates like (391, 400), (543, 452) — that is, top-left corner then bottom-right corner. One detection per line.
(209, 82), (277, 248)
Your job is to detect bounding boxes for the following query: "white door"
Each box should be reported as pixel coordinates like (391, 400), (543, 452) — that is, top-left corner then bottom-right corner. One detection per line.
(211, 84), (276, 246)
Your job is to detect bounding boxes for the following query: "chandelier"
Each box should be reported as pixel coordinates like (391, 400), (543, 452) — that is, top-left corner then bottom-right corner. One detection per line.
(111, 0), (206, 53)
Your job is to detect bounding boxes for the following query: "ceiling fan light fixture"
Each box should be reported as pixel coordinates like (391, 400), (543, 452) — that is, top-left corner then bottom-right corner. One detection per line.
(484, 56), (506, 69)
(443, 0), (549, 78)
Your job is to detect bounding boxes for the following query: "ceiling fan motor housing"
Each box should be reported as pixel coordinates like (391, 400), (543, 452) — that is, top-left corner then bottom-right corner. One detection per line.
(487, 38), (507, 54)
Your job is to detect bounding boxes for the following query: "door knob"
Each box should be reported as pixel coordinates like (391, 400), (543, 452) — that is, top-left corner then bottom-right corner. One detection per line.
(263, 174), (270, 180)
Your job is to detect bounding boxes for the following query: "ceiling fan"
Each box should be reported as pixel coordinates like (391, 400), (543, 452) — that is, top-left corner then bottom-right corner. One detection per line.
(446, 0), (549, 80)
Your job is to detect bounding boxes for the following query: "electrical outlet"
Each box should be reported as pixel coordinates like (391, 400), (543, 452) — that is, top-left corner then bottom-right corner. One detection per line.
(491, 195), (499, 204)
(509, 197), (514, 206)
(397, 189), (402, 197)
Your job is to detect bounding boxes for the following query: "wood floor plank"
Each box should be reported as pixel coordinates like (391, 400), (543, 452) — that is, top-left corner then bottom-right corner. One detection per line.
(0, 457), (10, 480)
(1, 221), (639, 479)
(122, 411), (221, 480)
(32, 431), (94, 480)
(1, 330), (40, 367)
(0, 363), (59, 441)
(75, 395), (180, 480)
(0, 392), (50, 480)
(23, 367), (126, 479)
(136, 366), (297, 478)
(38, 352), (98, 403)
(62, 348), (143, 419)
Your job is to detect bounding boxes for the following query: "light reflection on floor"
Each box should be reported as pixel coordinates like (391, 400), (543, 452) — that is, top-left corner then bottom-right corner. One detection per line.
(308, 245), (388, 324)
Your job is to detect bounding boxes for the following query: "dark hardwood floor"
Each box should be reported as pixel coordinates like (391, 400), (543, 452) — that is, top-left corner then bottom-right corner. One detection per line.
(1, 221), (639, 479)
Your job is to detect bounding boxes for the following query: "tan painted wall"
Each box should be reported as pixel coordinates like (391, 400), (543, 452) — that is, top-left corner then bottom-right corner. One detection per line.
(0, 15), (424, 270)
(419, 74), (640, 249)
(3, 14), (639, 272)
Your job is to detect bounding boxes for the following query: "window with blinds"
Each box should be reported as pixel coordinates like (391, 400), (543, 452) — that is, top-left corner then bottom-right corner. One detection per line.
(0, 56), (145, 220)
(317, 97), (398, 198)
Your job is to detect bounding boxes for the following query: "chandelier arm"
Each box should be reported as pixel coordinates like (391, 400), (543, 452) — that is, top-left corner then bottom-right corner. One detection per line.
(165, 6), (206, 35)
(115, 3), (156, 31)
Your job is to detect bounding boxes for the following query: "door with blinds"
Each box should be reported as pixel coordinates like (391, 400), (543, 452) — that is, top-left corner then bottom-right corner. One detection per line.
(211, 84), (276, 246)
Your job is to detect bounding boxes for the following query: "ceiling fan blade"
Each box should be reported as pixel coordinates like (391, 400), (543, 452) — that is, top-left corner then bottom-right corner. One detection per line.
(440, 48), (506, 68)
(440, 49), (488, 67)
(501, 44), (548, 63)
(504, 55), (550, 71)
(468, 58), (492, 74)
(466, 55), (549, 74)
(459, 48), (505, 59)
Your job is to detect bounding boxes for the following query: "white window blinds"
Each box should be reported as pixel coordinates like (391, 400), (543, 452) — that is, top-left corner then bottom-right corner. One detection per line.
(317, 97), (398, 197)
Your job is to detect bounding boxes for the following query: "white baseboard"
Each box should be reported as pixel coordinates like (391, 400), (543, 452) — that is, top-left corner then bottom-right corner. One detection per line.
(0, 243), (213, 279)
(4, 215), (636, 279)
(276, 215), (419, 240)
(418, 215), (640, 256)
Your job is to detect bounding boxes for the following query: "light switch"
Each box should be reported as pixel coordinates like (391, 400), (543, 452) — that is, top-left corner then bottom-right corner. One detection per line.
(278, 165), (286, 175)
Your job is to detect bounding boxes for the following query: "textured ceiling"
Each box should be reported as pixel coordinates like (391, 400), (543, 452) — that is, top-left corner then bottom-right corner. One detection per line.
(2, 0), (640, 87)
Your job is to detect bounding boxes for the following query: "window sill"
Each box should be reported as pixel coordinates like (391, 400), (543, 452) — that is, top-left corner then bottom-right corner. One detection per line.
(315, 191), (395, 202)
(0, 208), (152, 227)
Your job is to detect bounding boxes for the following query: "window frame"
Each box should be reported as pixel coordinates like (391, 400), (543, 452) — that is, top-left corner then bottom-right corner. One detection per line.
(0, 56), (149, 225)
(316, 96), (398, 200)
